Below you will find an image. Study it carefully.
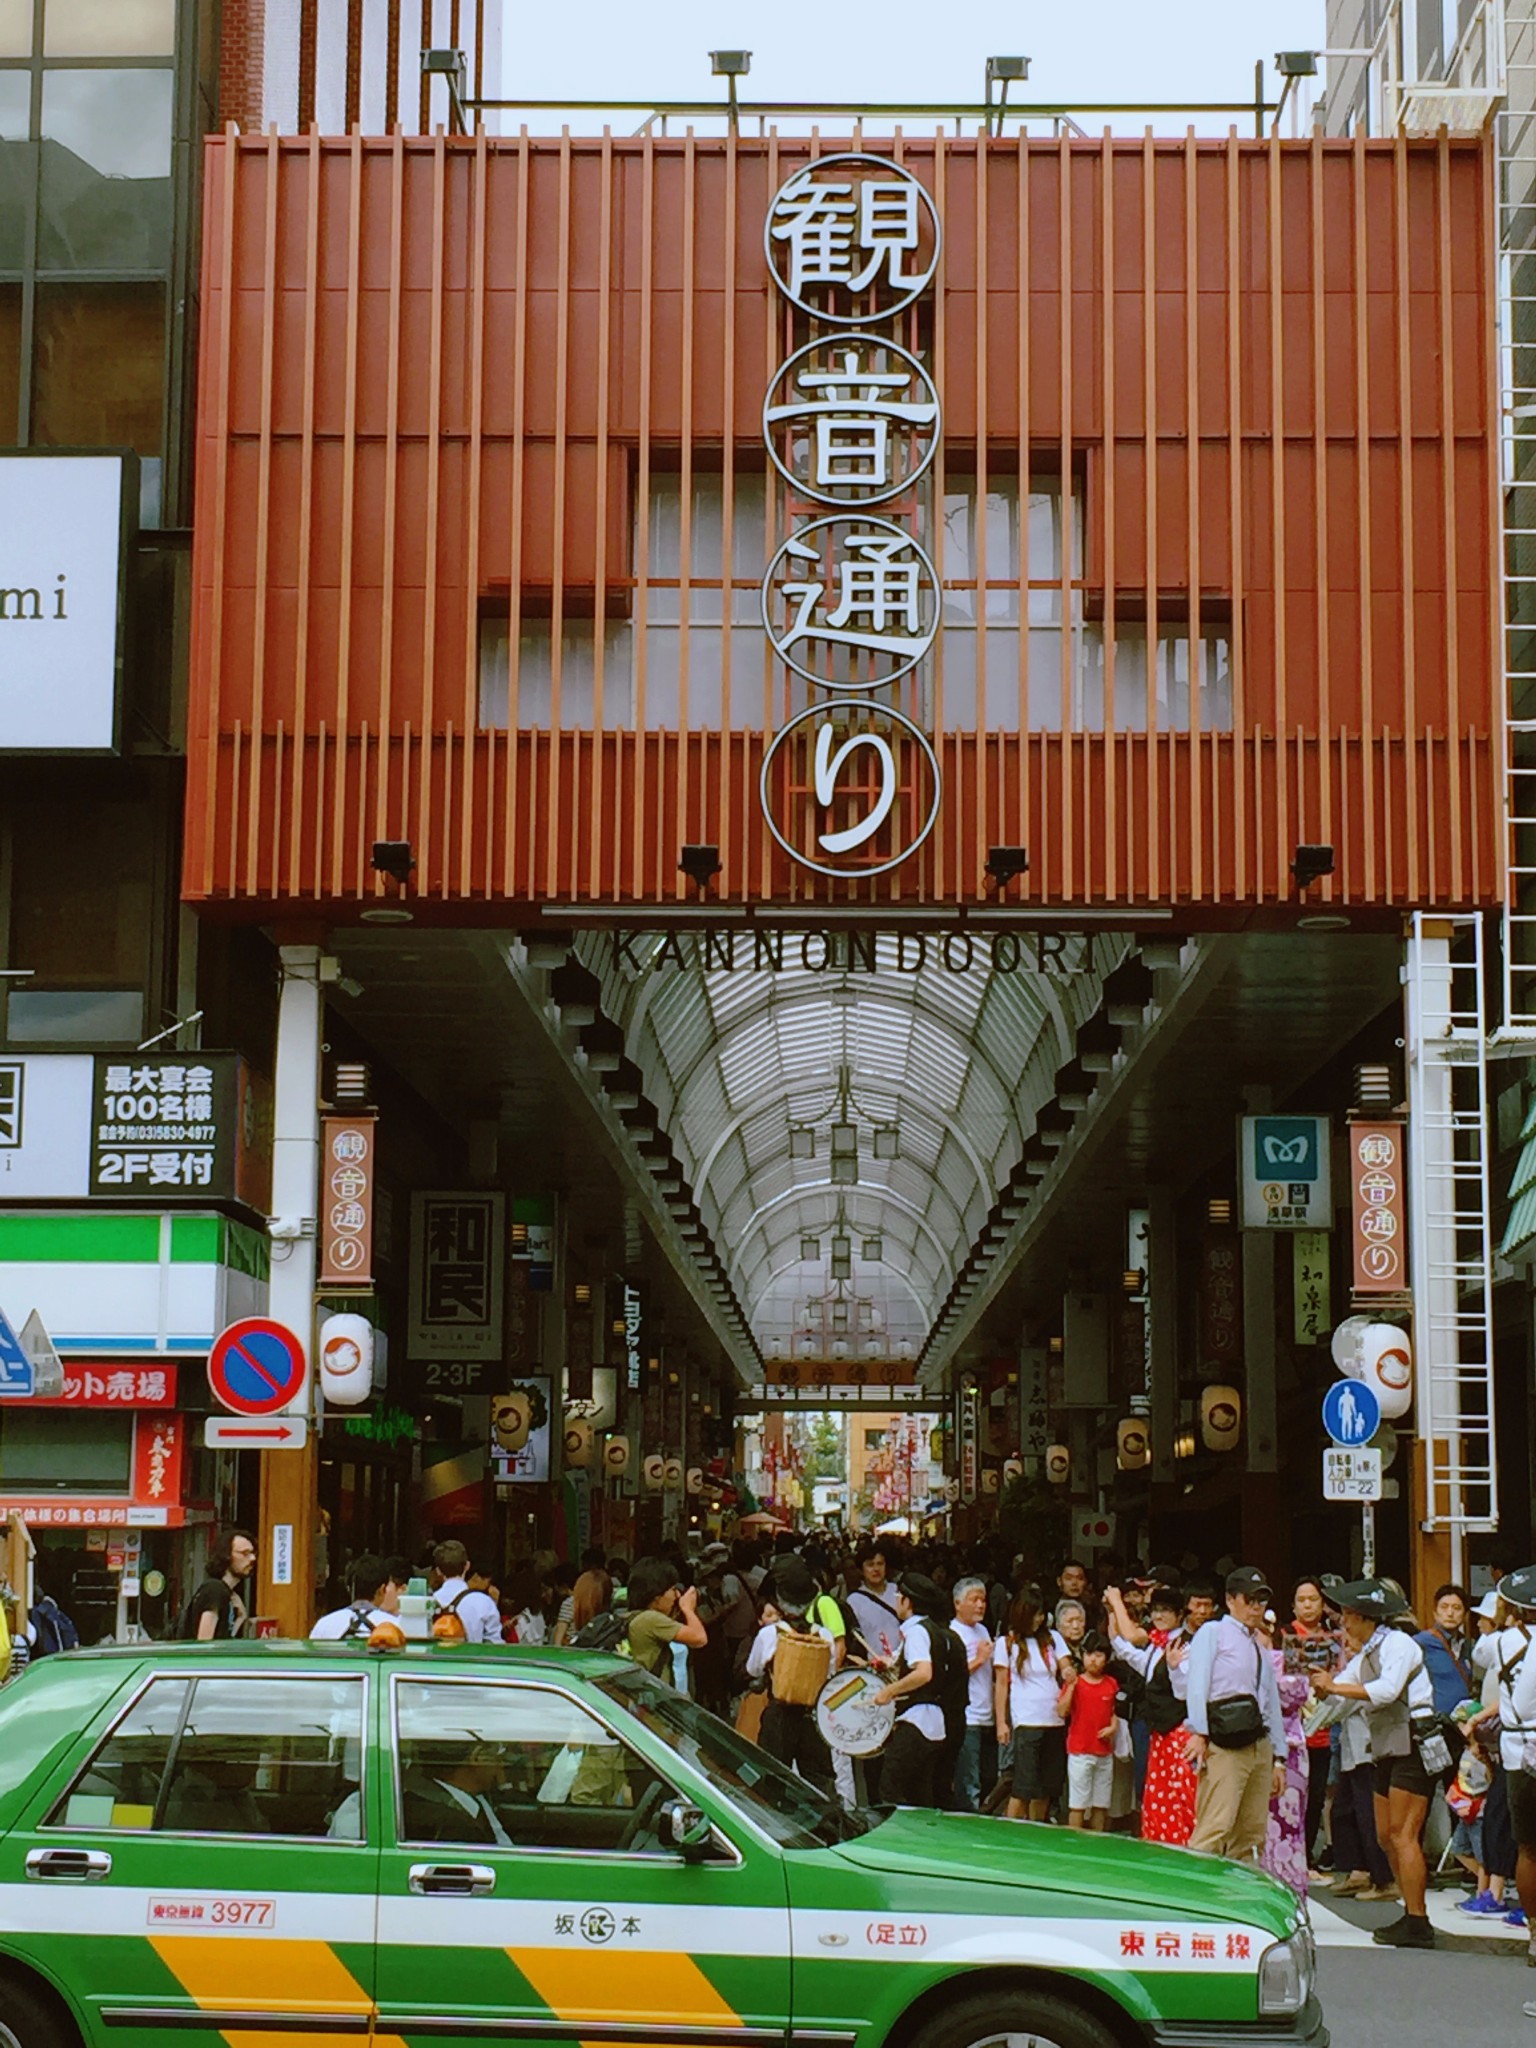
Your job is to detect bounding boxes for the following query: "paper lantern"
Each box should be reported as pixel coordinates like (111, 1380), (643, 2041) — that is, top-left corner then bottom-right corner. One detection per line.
(318, 1312), (373, 1408)
(686, 1466), (703, 1495)
(1359, 1323), (1413, 1419)
(981, 1466), (1000, 1495)
(1117, 1417), (1149, 1470)
(642, 1453), (666, 1493)
(562, 1417), (594, 1467)
(663, 1456), (684, 1489)
(1045, 1444), (1071, 1484)
(1331, 1315), (1372, 1378)
(1002, 1457), (1023, 1484)
(603, 1434), (630, 1475)
(1201, 1384), (1242, 1452)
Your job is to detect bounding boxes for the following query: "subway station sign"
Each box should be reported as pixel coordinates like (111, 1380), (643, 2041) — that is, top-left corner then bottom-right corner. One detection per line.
(758, 157), (943, 878)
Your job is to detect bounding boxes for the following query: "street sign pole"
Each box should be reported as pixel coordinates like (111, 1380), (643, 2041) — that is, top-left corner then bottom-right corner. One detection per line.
(1362, 1501), (1377, 1578)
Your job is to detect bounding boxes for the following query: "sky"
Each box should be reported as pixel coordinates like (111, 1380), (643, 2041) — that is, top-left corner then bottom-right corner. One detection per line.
(494, 1), (1331, 134)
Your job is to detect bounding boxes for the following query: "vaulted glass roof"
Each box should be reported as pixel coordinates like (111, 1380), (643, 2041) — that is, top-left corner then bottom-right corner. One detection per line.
(578, 930), (1122, 1358)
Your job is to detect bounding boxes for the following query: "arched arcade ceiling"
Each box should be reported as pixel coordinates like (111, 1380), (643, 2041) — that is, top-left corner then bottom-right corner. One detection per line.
(577, 931), (1126, 1360)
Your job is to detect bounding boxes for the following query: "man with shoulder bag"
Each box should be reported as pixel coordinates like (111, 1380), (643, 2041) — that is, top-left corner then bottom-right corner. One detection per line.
(1183, 1567), (1287, 1864)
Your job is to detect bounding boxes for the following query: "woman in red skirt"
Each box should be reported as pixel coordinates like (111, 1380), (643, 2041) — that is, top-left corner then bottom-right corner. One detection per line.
(1105, 1582), (1216, 1848)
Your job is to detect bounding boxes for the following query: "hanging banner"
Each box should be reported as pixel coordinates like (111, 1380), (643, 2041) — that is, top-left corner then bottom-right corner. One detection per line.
(408, 1193), (505, 1360)
(1349, 1120), (1408, 1294)
(1292, 1231), (1331, 1345)
(319, 1115), (375, 1287)
(1019, 1345), (1051, 1471)
(958, 1376), (980, 1505)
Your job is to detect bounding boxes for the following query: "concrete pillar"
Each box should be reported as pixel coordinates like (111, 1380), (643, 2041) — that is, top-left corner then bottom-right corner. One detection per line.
(256, 943), (324, 1638)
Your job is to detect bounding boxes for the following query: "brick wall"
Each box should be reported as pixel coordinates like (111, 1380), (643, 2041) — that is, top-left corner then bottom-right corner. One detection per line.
(217, 0), (266, 130)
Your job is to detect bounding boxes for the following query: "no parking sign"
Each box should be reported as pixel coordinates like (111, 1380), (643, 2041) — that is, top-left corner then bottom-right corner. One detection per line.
(208, 1318), (307, 1416)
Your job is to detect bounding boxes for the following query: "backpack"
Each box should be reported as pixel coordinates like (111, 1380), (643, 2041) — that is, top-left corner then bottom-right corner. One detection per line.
(570, 1607), (631, 1654)
(339, 1601), (377, 1640)
(29, 1595), (79, 1658)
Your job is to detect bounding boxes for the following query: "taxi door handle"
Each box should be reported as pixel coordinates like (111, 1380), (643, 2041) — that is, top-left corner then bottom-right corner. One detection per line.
(25, 1848), (113, 1883)
(409, 1863), (496, 1896)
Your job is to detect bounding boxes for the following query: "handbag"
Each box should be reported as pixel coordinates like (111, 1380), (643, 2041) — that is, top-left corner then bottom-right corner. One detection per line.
(1207, 1635), (1267, 1750)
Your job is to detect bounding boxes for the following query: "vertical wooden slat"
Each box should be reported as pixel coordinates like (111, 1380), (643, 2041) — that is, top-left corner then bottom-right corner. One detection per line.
(196, 133), (239, 898)
(418, 0), (431, 132)
(1226, 132), (1247, 902)
(1016, 141), (1031, 900)
(631, 137), (656, 893)
(718, 129), (739, 894)
(459, 127), (489, 897)
(298, 0), (317, 130)
(1268, 132), (1287, 900)
(386, 0), (401, 131)
(1185, 133), (1204, 899)
(287, 133), (321, 901)
(501, 127), (531, 898)
(1438, 133), (1464, 904)
(345, 0), (363, 132)
(1308, 133), (1332, 874)
(243, 131), (281, 898)
(372, 135), (406, 881)
(1143, 130), (1160, 899)
(590, 130), (615, 898)
(330, 133), (363, 900)
(1394, 135), (1419, 900)
(546, 130), (574, 898)
(1352, 141), (1377, 901)
(1101, 132), (1119, 900)
(676, 127), (698, 896)
(1058, 132), (1075, 903)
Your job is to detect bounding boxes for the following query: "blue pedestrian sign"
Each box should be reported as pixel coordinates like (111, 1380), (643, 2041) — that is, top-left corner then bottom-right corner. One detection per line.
(1322, 1376), (1381, 1448)
(0, 1308), (34, 1397)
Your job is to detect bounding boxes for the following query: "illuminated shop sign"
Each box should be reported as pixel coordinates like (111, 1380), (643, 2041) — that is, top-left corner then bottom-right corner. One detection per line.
(758, 156), (943, 878)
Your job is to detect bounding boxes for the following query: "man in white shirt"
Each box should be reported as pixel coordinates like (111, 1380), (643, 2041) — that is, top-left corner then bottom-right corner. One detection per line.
(1311, 1579), (1440, 1949)
(431, 1539), (504, 1645)
(871, 1576), (952, 1807)
(847, 1547), (903, 1666)
(949, 1575), (995, 1811)
(1473, 1565), (1536, 1977)
(310, 1555), (399, 1640)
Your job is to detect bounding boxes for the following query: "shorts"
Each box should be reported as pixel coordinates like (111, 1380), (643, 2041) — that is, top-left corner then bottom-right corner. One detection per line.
(1067, 1751), (1114, 1812)
(1011, 1723), (1067, 1803)
(1374, 1749), (1437, 1800)
(1509, 1764), (1536, 1851)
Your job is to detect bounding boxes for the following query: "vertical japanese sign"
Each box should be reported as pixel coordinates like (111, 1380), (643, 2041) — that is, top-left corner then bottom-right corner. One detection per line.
(1200, 1233), (1241, 1366)
(319, 1115), (375, 1286)
(1350, 1120), (1408, 1294)
(1292, 1230), (1331, 1344)
(132, 1412), (183, 1514)
(1019, 1345), (1050, 1472)
(408, 1193), (506, 1359)
(759, 156), (943, 877)
(619, 1277), (644, 1392)
(958, 1375), (980, 1505)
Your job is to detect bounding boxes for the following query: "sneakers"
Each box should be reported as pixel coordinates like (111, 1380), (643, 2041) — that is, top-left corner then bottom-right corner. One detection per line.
(1510, 1907), (1531, 1929)
(1356, 1884), (1401, 1903)
(1372, 1913), (1435, 1949)
(1328, 1874), (1369, 1897)
(1457, 1890), (1509, 1916)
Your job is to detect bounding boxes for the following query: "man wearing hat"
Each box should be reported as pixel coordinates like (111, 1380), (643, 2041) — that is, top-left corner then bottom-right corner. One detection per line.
(1470, 1567), (1536, 1969)
(871, 1575), (962, 1807)
(1183, 1566), (1288, 1864)
(744, 1556), (835, 1787)
(1310, 1578), (1441, 1948)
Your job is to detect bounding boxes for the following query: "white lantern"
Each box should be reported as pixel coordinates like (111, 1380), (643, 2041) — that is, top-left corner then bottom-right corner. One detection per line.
(562, 1417), (594, 1468)
(981, 1466), (1000, 1495)
(1331, 1314), (1373, 1378)
(1201, 1384), (1243, 1452)
(1359, 1323), (1413, 1419)
(686, 1465), (703, 1495)
(1002, 1456), (1023, 1484)
(603, 1434), (630, 1475)
(1045, 1444), (1071, 1485)
(317, 1312), (373, 1408)
(642, 1453), (666, 1493)
(663, 1456), (684, 1490)
(1117, 1417), (1149, 1470)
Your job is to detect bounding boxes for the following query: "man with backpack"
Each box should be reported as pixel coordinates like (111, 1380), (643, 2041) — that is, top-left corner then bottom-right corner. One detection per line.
(181, 1528), (257, 1641)
(871, 1574), (964, 1807)
(310, 1555), (399, 1639)
(745, 1557), (835, 1786)
(23, 1580), (80, 1661)
(430, 1540), (503, 1645)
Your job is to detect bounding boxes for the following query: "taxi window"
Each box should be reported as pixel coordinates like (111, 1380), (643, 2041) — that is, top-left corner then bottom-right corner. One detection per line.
(49, 1675), (366, 1841)
(50, 1677), (189, 1831)
(394, 1678), (685, 1855)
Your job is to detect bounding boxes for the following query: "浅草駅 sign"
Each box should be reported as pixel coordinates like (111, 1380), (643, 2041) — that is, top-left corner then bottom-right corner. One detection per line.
(757, 155), (944, 880)
(1239, 1115), (1332, 1230)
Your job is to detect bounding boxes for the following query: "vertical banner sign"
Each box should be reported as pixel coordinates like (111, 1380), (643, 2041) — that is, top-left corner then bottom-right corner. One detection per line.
(1200, 1234), (1241, 1366)
(620, 1278), (644, 1392)
(759, 156), (944, 879)
(1293, 1230), (1331, 1344)
(958, 1376), (980, 1505)
(1350, 1120), (1408, 1294)
(1019, 1346), (1051, 1472)
(319, 1115), (375, 1286)
(408, 1193), (506, 1359)
(132, 1413), (183, 1514)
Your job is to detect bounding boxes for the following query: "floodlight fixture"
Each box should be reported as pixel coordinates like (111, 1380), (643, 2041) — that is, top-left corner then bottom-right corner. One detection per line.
(1276, 50), (1318, 77)
(710, 50), (752, 75)
(1291, 842), (1335, 891)
(679, 843), (722, 890)
(371, 839), (416, 885)
(985, 844), (1030, 891)
(420, 48), (468, 133)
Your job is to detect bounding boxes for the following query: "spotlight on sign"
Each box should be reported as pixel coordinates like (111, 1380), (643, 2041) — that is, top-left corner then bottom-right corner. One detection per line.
(679, 843), (722, 890)
(1290, 842), (1335, 890)
(985, 845), (1030, 891)
(1201, 1384), (1243, 1451)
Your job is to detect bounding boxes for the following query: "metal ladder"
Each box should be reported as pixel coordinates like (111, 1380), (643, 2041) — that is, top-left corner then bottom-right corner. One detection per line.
(1404, 913), (1499, 1538)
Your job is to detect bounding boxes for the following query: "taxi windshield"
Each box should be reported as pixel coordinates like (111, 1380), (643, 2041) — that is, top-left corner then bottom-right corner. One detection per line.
(598, 1667), (873, 1851)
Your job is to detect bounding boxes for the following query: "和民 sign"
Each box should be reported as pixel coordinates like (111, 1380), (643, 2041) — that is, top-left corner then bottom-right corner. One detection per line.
(408, 1193), (505, 1360)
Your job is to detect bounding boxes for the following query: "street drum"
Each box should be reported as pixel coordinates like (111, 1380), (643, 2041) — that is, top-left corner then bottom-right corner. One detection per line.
(815, 1666), (896, 1756)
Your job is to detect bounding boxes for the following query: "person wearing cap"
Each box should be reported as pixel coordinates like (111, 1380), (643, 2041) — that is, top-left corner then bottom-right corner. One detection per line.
(744, 1558), (835, 1788)
(1310, 1578), (1440, 1948)
(1182, 1566), (1288, 1865)
(871, 1575), (960, 1807)
(1470, 1568), (1536, 1965)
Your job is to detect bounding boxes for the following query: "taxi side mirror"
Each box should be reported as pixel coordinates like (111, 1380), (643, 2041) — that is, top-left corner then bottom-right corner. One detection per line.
(661, 1797), (713, 1859)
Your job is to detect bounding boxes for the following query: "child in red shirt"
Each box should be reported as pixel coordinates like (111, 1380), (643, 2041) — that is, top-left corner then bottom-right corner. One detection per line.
(1057, 1632), (1120, 1830)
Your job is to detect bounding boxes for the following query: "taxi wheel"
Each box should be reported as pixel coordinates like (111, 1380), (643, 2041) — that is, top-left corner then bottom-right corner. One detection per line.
(0, 1975), (79, 2048)
(910, 1991), (1120, 2048)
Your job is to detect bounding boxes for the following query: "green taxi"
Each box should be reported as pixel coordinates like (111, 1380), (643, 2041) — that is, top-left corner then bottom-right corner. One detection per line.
(0, 1642), (1324, 2048)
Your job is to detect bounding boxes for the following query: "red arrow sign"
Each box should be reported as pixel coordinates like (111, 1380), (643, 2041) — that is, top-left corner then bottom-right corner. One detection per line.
(203, 1416), (309, 1450)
